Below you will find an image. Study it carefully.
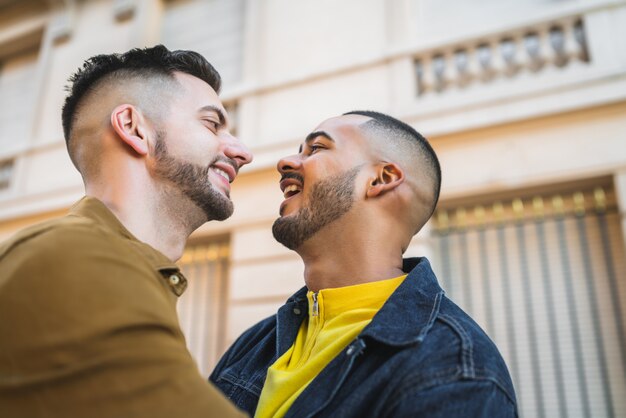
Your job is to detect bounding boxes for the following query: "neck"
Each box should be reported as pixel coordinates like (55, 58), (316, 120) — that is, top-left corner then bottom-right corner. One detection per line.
(296, 218), (405, 292)
(85, 171), (199, 262)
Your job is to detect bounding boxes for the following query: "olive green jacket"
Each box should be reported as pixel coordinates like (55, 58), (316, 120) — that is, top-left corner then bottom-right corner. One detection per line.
(0, 197), (245, 418)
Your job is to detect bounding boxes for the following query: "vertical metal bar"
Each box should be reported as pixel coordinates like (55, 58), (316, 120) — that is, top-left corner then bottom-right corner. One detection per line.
(554, 206), (591, 418)
(437, 211), (453, 293)
(455, 208), (473, 313)
(574, 193), (615, 418)
(439, 233), (452, 294)
(475, 206), (494, 336)
(193, 255), (206, 368)
(458, 229), (474, 314)
(594, 188), (626, 375)
(477, 227), (494, 336)
(495, 220), (520, 394)
(186, 273), (195, 370)
(213, 244), (228, 369)
(534, 197), (567, 417)
(209, 251), (221, 369)
(197, 249), (212, 375)
(216, 245), (230, 359)
(513, 199), (545, 418)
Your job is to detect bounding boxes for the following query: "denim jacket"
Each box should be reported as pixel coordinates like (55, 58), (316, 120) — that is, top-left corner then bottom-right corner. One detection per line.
(211, 258), (518, 417)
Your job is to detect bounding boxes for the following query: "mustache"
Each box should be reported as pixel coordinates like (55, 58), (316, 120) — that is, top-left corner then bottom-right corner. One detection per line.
(280, 172), (304, 184)
(210, 156), (239, 174)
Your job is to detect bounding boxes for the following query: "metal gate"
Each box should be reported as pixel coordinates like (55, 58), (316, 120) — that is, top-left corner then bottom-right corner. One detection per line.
(432, 183), (626, 418)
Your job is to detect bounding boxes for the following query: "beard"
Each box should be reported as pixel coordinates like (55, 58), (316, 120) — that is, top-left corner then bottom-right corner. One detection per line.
(272, 166), (361, 250)
(152, 132), (233, 222)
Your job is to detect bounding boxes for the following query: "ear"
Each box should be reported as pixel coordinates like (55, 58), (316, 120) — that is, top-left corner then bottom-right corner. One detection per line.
(366, 162), (405, 198)
(110, 104), (149, 156)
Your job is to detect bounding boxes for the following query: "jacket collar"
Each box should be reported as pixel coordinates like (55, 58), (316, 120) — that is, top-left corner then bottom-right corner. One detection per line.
(285, 257), (444, 347)
(359, 257), (444, 346)
(286, 286), (309, 304)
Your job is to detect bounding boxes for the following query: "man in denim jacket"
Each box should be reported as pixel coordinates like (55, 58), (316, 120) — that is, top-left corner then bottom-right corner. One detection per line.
(211, 111), (517, 417)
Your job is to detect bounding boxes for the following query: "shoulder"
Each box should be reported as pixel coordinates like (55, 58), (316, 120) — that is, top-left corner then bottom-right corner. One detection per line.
(378, 299), (518, 416)
(438, 297), (512, 383)
(1, 213), (122, 262)
(393, 296), (516, 405)
(386, 379), (518, 418)
(0, 214), (168, 312)
(0, 213), (181, 356)
(1, 213), (149, 276)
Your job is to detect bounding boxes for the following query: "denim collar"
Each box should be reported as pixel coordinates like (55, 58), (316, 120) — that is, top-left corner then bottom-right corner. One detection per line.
(285, 257), (444, 347)
(360, 257), (444, 346)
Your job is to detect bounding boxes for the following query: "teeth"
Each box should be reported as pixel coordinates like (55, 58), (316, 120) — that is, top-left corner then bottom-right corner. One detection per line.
(214, 168), (230, 182)
(283, 184), (301, 198)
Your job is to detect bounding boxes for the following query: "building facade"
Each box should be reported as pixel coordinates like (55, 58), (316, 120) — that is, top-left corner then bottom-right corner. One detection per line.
(0, 0), (625, 417)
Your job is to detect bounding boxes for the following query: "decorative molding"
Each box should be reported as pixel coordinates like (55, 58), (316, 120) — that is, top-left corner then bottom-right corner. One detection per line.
(47, 0), (76, 43)
(0, 14), (46, 60)
(113, 0), (136, 22)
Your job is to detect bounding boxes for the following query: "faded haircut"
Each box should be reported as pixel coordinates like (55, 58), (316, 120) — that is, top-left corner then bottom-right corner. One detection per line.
(344, 110), (442, 218)
(61, 44), (221, 144)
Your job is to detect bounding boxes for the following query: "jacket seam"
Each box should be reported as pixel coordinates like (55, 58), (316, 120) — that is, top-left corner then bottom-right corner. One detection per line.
(387, 374), (516, 413)
(218, 372), (263, 396)
(438, 313), (475, 378)
(416, 291), (444, 342)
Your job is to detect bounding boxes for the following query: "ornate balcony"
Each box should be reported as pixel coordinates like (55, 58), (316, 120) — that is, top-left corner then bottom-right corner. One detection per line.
(415, 18), (589, 96)
(390, 4), (626, 137)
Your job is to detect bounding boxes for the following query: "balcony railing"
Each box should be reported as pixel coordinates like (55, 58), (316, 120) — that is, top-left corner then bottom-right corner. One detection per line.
(414, 17), (589, 96)
(0, 159), (14, 192)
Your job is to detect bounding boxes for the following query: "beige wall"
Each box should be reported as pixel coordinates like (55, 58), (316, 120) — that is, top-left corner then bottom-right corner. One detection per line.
(1, 0), (626, 414)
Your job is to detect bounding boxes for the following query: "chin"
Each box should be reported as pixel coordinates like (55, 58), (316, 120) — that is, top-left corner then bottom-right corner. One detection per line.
(279, 210), (296, 218)
(279, 204), (300, 217)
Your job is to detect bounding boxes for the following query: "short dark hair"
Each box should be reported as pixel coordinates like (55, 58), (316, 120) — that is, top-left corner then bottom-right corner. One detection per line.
(344, 110), (442, 215)
(61, 44), (221, 143)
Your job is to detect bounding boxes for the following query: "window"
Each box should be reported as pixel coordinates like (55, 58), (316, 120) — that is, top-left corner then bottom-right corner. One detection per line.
(0, 50), (39, 157)
(0, 0), (46, 157)
(224, 101), (239, 137)
(177, 238), (230, 377)
(161, 0), (245, 86)
(431, 179), (626, 417)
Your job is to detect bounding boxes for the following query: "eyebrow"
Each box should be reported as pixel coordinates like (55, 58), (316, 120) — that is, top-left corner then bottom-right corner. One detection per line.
(198, 105), (226, 126)
(299, 130), (335, 153)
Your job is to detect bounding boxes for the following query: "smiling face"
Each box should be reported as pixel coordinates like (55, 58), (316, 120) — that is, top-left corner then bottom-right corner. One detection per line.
(272, 114), (373, 250)
(149, 72), (252, 222)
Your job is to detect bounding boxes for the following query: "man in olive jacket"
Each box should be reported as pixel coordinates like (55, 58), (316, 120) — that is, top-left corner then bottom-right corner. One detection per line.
(0, 45), (252, 417)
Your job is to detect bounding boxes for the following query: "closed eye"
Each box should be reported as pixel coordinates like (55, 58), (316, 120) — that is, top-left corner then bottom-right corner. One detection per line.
(204, 119), (220, 132)
(309, 144), (325, 154)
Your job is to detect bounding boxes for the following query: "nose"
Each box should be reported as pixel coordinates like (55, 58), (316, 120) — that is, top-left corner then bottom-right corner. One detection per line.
(277, 153), (302, 174)
(222, 134), (253, 168)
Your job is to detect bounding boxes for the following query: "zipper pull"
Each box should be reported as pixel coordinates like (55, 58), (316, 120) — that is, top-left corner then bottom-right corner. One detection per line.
(311, 292), (319, 317)
(346, 339), (366, 356)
